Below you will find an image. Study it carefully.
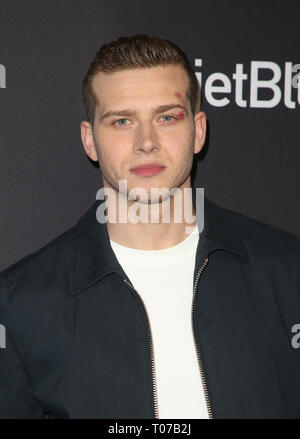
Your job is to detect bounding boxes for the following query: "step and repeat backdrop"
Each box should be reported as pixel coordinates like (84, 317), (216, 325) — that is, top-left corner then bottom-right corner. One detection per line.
(0, 0), (299, 269)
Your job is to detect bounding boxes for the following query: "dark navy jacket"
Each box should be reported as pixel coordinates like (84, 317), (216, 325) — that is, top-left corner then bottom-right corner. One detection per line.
(0, 187), (300, 419)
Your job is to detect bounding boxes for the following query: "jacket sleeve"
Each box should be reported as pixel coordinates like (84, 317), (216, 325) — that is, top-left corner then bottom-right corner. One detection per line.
(0, 277), (44, 418)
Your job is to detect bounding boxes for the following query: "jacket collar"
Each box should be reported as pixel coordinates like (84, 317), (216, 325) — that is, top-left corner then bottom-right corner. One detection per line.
(70, 186), (249, 295)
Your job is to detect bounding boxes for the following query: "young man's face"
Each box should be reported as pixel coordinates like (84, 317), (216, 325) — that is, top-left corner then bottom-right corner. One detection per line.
(81, 64), (206, 203)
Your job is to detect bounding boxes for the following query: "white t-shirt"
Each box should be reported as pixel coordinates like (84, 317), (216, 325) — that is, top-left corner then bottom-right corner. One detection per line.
(110, 224), (209, 419)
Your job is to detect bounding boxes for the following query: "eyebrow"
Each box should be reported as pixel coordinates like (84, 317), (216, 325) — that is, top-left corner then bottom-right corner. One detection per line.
(99, 104), (188, 122)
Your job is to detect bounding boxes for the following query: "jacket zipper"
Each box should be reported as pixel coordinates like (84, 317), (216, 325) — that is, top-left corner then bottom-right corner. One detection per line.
(192, 256), (214, 419)
(123, 256), (212, 420)
(123, 277), (160, 419)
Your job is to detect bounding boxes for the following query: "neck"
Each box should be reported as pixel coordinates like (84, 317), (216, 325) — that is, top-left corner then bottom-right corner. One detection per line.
(104, 181), (196, 250)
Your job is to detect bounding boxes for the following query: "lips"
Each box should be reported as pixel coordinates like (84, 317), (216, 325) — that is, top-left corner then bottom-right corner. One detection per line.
(130, 163), (166, 177)
(130, 163), (165, 171)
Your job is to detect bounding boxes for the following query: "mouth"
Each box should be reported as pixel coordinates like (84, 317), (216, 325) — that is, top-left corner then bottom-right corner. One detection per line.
(129, 163), (166, 177)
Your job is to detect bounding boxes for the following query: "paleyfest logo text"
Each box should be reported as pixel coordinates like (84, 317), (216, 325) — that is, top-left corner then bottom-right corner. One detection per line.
(195, 59), (300, 109)
(95, 181), (204, 235)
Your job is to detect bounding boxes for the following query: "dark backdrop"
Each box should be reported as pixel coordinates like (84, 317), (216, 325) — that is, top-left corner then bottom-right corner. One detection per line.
(0, 0), (299, 270)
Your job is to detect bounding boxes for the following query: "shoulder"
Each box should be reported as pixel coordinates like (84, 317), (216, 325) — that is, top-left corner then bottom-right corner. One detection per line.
(214, 199), (300, 268)
(0, 218), (84, 357)
(224, 203), (298, 248)
(0, 221), (77, 313)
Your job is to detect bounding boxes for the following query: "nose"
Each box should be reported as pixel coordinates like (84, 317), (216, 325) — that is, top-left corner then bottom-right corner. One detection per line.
(134, 120), (160, 154)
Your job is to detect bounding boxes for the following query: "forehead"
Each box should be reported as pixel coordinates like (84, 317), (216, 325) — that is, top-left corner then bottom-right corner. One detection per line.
(91, 65), (190, 108)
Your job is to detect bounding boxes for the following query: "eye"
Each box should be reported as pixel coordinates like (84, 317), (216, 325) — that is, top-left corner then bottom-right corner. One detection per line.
(160, 114), (175, 123)
(113, 118), (130, 127)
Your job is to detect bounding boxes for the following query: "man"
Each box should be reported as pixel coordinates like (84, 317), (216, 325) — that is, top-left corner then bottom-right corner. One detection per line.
(0, 34), (300, 419)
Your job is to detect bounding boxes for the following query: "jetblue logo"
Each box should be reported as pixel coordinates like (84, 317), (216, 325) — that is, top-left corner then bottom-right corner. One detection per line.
(0, 64), (6, 89)
(195, 59), (300, 109)
(0, 323), (6, 348)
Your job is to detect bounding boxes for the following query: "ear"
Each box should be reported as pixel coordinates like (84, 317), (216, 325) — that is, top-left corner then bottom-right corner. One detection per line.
(193, 111), (207, 154)
(80, 121), (99, 161)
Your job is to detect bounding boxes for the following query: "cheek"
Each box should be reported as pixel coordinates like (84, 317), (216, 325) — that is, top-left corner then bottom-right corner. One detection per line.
(163, 128), (192, 151)
(95, 130), (131, 159)
(165, 134), (194, 166)
(103, 148), (127, 167)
